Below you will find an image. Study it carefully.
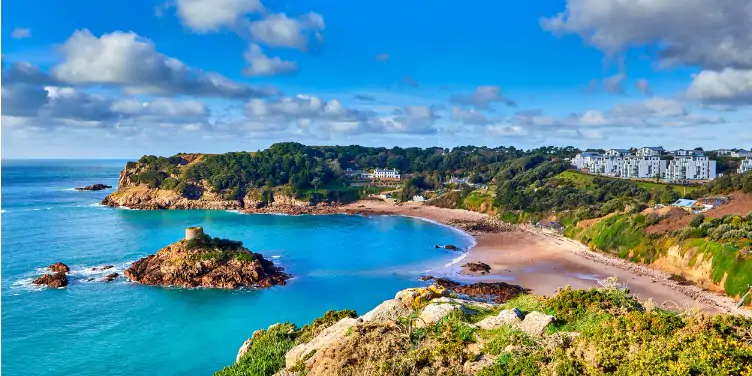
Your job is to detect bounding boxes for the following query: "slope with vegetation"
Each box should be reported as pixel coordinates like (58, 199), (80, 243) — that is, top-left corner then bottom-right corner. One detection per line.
(216, 283), (752, 376)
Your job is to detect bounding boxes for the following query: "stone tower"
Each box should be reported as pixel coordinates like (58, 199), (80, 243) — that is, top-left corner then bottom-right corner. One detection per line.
(185, 226), (204, 240)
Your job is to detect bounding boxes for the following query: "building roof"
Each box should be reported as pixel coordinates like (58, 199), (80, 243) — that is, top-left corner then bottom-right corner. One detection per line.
(672, 199), (697, 207)
(643, 146), (665, 151)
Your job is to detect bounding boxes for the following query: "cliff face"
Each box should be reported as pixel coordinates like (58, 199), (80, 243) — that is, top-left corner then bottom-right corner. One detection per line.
(124, 236), (289, 289)
(101, 159), (321, 211)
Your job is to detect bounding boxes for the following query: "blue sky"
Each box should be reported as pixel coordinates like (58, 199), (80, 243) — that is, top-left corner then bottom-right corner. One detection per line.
(3, 0), (752, 158)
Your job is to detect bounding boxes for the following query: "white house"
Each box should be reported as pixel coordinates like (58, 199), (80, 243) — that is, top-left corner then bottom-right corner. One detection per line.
(739, 157), (752, 174)
(370, 168), (401, 180)
(666, 150), (717, 181)
(412, 195), (426, 202)
(732, 150), (752, 158)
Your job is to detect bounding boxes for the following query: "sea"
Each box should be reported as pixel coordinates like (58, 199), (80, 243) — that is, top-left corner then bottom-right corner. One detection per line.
(0, 159), (474, 376)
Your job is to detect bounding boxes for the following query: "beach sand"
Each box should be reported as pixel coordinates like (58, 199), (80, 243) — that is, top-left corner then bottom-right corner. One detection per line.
(339, 200), (749, 315)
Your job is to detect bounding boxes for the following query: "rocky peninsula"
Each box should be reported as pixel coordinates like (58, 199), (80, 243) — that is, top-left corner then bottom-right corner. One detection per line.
(124, 227), (289, 289)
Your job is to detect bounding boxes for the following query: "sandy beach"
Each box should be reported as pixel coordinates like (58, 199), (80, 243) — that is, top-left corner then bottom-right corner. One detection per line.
(339, 200), (750, 315)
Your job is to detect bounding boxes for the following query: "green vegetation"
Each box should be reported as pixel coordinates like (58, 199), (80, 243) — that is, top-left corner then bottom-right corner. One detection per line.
(184, 234), (255, 262)
(558, 170), (700, 194)
(215, 310), (357, 376)
(215, 287), (752, 376)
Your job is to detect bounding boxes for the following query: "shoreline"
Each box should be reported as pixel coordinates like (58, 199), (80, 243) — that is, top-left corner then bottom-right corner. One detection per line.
(333, 200), (750, 316)
(104, 198), (749, 315)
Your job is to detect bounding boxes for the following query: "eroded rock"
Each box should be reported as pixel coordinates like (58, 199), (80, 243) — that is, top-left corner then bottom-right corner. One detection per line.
(48, 262), (70, 273)
(361, 299), (411, 322)
(32, 272), (68, 288)
(285, 317), (359, 369)
(475, 308), (524, 330)
(518, 311), (555, 336)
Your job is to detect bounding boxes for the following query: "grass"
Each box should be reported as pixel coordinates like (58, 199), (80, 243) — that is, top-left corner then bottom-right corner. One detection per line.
(558, 170), (700, 194)
(682, 238), (752, 297)
(215, 323), (297, 376)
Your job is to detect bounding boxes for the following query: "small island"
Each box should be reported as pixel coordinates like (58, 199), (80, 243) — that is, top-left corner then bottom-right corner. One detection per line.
(75, 183), (112, 191)
(124, 227), (289, 289)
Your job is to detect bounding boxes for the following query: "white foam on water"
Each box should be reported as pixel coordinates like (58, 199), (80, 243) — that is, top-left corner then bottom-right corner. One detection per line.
(443, 251), (469, 268)
(10, 278), (46, 292)
(1, 209), (7, 213)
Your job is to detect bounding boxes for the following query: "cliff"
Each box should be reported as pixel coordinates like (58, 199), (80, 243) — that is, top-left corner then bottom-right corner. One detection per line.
(100, 155), (329, 211)
(216, 281), (752, 376)
(125, 232), (289, 289)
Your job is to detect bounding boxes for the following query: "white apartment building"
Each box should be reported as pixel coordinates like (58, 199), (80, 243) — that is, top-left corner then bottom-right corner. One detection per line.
(665, 151), (717, 181)
(571, 148), (666, 179)
(370, 168), (401, 180)
(739, 157), (752, 174)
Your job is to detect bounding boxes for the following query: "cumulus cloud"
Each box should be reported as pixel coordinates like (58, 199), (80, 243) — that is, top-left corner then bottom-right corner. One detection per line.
(2, 84), (211, 130)
(174, 0), (264, 32)
(487, 124), (528, 137)
(450, 86), (516, 109)
(248, 12), (325, 50)
(610, 98), (687, 118)
(242, 44), (298, 76)
(687, 69), (752, 105)
(52, 30), (276, 98)
(11, 28), (31, 39)
(2, 61), (57, 85)
(542, 0), (752, 70)
(451, 107), (490, 125)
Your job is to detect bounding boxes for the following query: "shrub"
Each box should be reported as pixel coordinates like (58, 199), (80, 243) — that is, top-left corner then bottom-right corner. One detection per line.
(214, 323), (297, 376)
(546, 287), (642, 323)
(690, 214), (705, 228)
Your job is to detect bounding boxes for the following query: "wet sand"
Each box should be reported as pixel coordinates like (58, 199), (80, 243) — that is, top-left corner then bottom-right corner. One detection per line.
(339, 200), (749, 315)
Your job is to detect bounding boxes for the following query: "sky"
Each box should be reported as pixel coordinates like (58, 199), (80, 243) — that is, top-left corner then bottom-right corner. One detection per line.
(2, 0), (752, 158)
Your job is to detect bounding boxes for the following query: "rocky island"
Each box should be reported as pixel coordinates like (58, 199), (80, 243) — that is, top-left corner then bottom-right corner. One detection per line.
(124, 227), (289, 289)
(75, 183), (112, 191)
(32, 262), (70, 288)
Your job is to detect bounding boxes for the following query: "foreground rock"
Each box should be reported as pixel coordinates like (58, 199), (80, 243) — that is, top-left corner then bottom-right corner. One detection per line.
(461, 261), (491, 274)
(125, 227), (289, 289)
(453, 281), (530, 303)
(75, 183), (112, 191)
(48, 262), (70, 273)
(32, 272), (68, 288)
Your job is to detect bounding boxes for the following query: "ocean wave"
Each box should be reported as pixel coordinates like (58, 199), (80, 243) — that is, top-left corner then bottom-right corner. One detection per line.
(443, 252), (469, 268)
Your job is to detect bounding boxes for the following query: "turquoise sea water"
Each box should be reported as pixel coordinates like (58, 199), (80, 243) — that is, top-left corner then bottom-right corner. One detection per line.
(1, 160), (473, 376)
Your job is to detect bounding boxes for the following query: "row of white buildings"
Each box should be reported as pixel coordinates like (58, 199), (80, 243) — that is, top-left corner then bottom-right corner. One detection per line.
(344, 168), (401, 180)
(571, 147), (717, 181)
(740, 157), (752, 174)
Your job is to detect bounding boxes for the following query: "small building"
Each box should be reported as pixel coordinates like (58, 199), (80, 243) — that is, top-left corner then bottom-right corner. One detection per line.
(412, 195), (426, 202)
(671, 199), (697, 212)
(740, 157), (752, 174)
(370, 168), (401, 180)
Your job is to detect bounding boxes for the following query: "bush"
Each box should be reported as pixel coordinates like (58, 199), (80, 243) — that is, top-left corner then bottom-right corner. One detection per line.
(690, 214), (705, 228)
(214, 323), (297, 376)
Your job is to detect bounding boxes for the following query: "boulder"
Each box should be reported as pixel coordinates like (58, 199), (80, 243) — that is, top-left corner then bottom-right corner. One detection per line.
(395, 285), (447, 308)
(361, 299), (411, 322)
(415, 303), (460, 328)
(517, 311), (555, 336)
(32, 272), (68, 288)
(48, 262), (70, 273)
(102, 273), (119, 282)
(75, 184), (112, 191)
(461, 262), (491, 274)
(452, 282), (529, 303)
(475, 308), (524, 330)
(285, 317), (359, 369)
(430, 297), (497, 311)
(463, 354), (497, 374)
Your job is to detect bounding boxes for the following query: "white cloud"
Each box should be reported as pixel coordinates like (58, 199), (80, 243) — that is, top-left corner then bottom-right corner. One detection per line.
(242, 44), (298, 76)
(248, 12), (325, 50)
(2, 62), (57, 85)
(542, 0), (752, 70)
(11, 28), (31, 39)
(174, 0), (263, 32)
(1, 84), (49, 117)
(610, 98), (687, 118)
(687, 68), (752, 105)
(450, 86), (515, 109)
(487, 124), (528, 137)
(451, 107), (490, 125)
(52, 30), (276, 98)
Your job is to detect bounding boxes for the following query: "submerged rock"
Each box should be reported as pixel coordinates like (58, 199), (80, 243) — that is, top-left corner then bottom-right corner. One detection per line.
(125, 229), (289, 289)
(434, 244), (461, 251)
(75, 183), (112, 191)
(32, 272), (68, 288)
(48, 262), (70, 273)
(102, 273), (119, 282)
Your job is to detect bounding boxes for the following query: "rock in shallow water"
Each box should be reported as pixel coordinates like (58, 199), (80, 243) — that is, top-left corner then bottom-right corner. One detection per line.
(32, 272), (68, 288)
(48, 262), (70, 273)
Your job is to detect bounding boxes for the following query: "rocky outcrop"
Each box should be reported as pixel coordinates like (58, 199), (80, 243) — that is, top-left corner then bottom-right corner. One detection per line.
(102, 273), (119, 282)
(452, 281), (530, 303)
(476, 308), (524, 330)
(434, 244), (461, 251)
(461, 261), (491, 274)
(48, 262), (70, 273)
(75, 183), (112, 191)
(33, 272), (68, 288)
(518, 311), (556, 336)
(124, 232), (289, 289)
(415, 303), (461, 328)
(360, 299), (411, 322)
(285, 317), (359, 369)
(101, 186), (241, 210)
